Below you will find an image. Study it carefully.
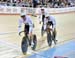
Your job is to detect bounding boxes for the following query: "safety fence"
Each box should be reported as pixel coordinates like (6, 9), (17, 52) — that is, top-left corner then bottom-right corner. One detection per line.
(0, 6), (75, 15)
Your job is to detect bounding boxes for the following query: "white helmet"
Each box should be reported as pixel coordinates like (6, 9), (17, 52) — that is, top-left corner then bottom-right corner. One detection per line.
(41, 7), (45, 10)
(45, 13), (49, 17)
(20, 13), (26, 16)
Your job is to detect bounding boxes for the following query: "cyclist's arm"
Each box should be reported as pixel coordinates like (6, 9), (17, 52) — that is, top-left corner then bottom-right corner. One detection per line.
(18, 19), (23, 33)
(38, 14), (42, 23)
(53, 17), (56, 28)
(43, 18), (47, 30)
(36, 8), (42, 23)
(50, 16), (56, 30)
(28, 16), (34, 26)
(27, 16), (34, 34)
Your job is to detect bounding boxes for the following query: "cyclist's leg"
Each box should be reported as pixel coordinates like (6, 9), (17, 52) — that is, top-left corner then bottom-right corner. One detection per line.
(29, 27), (37, 50)
(52, 28), (57, 44)
(41, 24), (44, 36)
(28, 32), (32, 46)
(24, 24), (31, 45)
(53, 28), (56, 39)
(43, 24), (46, 32)
(28, 27), (33, 46)
(32, 34), (37, 50)
(41, 15), (45, 36)
(24, 24), (29, 36)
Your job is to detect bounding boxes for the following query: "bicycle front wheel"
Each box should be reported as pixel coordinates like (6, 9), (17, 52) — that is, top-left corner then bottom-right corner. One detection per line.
(21, 36), (28, 55)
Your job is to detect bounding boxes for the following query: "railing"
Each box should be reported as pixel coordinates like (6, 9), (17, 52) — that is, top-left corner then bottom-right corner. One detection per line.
(0, 6), (75, 15)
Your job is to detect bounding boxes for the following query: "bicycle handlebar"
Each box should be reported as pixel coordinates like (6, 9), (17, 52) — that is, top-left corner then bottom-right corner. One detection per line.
(19, 31), (24, 36)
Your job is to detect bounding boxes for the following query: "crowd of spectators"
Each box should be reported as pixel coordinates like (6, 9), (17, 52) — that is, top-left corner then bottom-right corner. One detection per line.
(0, 0), (75, 8)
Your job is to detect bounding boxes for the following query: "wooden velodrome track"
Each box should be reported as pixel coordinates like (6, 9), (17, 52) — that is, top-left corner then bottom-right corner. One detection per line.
(0, 12), (75, 58)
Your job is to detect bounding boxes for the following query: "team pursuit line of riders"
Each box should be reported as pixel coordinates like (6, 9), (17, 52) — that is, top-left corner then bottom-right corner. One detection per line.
(18, 8), (57, 55)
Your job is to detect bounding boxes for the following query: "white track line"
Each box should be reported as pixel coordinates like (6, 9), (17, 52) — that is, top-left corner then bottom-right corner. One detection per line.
(0, 39), (20, 50)
(0, 32), (17, 35)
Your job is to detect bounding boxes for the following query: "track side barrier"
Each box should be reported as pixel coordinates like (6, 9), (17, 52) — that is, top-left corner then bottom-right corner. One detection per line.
(0, 6), (75, 15)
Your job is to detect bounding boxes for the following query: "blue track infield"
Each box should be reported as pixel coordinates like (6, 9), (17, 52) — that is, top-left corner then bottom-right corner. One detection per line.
(27, 39), (75, 58)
